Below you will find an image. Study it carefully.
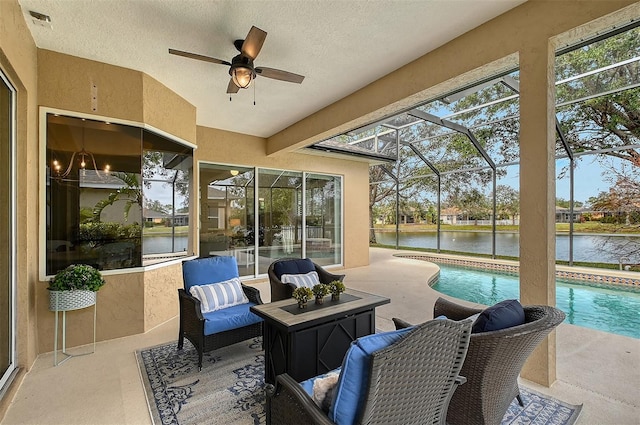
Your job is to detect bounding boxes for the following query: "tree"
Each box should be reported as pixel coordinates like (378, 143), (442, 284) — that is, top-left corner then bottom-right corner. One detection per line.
(145, 199), (170, 214)
(556, 197), (584, 209)
(495, 185), (520, 223)
(448, 188), (491, 224)
(91, 172), (143, 222)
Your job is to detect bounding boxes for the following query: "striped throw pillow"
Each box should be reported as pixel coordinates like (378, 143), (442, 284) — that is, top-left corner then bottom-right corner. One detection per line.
(281, 271), (321, 289)
(189, 277), (249, 313)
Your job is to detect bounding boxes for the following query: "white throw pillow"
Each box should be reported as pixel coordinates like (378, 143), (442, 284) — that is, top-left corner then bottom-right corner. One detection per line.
(312, 371), (340, 413)
(189, 277), (249, 313)
(281, 271), (320, 289)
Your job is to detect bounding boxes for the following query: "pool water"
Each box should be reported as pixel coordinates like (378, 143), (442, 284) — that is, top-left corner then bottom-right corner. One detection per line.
(431, 264), (640, 339)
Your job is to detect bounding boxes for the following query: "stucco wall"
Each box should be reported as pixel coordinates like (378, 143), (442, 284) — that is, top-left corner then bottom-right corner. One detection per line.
(0, 0), (40, 417)
(34, 51), (198, 353)
(143, 262), (184, 331)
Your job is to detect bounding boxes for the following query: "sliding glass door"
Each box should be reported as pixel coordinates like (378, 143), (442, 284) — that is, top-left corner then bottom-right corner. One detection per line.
(0, 69), (16, 393)
(198, 162), (343, 277)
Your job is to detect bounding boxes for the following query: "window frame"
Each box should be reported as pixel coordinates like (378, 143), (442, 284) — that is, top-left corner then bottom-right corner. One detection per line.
(197, 161), (344, 278)
(39, 107), (197, 280)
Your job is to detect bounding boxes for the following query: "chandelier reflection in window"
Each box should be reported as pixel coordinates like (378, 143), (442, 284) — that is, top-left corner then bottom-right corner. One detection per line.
(51, 126), (111, 181)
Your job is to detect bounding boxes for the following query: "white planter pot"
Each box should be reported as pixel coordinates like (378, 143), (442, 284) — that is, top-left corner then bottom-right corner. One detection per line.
(49, 290), (96, 312)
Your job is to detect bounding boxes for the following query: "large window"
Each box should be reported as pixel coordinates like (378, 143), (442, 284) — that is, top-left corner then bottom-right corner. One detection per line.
(0, 68), (16, 396)
(258, 169), (303, 272)
(200, 164), (255, 277)
(199, 163), (343, 277)
(44, 112), (193, 276)
(142, 133), (192, 260)
(305, 173), (342, 266)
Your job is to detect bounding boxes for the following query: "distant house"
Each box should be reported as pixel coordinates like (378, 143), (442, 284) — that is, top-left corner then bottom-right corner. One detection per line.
(555, 206), (584, 223)
(143, 208), (189, 226)
(440, 207), (461, 225)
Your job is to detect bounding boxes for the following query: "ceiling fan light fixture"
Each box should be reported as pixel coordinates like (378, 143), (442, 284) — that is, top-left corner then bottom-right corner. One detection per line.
(231, 66), (254, 89)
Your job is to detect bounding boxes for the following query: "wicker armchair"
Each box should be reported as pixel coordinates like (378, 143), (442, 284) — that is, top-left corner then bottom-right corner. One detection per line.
(268, 258), (345, 302)
(266, 318), (473, 425)
(178, 256), (263, 370)
(393, 297), (566, 425)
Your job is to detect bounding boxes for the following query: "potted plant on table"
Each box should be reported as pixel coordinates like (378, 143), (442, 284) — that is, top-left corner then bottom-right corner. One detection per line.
(312, 283), (330, 305)
(48, 264), (106, 311)
(329, 280), (346, 301)
(292, 286), (313, 309)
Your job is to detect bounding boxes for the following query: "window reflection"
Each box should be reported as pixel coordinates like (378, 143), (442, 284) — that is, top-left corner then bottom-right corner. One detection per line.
(199, 164), (343, 277)
(305, 174), (342, 266)
(200, 164), (255, 277)
(45, 113), (193, 275)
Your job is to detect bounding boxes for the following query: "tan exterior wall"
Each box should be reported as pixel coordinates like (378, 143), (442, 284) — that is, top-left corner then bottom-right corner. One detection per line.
(142, 74), (196, 143)
(36, 272), (146, 353)
(34, 52), (197, 354)
(38, 50), (145, 122)
(195, 126), (371, 268)
(0, 0), (40, 417)
(143, 262), (184, 331)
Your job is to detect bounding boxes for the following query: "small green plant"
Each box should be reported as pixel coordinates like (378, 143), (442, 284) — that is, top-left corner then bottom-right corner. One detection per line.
(292, 286), (313, 304)
(329, 280), (346, 295)
(48, 264), (106, 292)
(312, 283), (330, 298)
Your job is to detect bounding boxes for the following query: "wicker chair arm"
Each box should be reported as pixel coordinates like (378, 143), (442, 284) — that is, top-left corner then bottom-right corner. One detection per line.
(178, 288), (204, 321)
(392, 317), (413, 330)
(242, 284), (263, 305)
(267, 374), (335, 425)
(316, 267), (345, 284)
(434, 297), (483, 321)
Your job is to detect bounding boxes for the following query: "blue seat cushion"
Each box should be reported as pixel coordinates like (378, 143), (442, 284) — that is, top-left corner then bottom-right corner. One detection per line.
(183, 256), (239, 291)
(329, 327), (414, 425)
(273, 258), (315, 280)
(202, 302), (262, 335)
(472, 299), (525, 333)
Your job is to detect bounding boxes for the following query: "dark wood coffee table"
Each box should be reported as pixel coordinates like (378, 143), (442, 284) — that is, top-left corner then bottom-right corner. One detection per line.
(250, 288), (390, 384)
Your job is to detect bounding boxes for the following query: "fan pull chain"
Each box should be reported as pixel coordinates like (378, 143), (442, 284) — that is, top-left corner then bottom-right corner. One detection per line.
(253, 81), (256, 106)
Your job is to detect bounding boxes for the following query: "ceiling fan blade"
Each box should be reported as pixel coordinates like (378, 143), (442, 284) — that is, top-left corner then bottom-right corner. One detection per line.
(241, 26), (267, 60)
(227, 79), (240, 94)
(256, 67), (305, 84)
(168, 48), (231, 66)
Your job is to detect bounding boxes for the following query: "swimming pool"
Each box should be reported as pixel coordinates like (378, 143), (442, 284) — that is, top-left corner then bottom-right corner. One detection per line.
(430, 264), (640, 339)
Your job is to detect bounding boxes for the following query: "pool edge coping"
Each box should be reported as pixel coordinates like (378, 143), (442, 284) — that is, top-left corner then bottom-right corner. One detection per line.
(395, 252), (640, 288)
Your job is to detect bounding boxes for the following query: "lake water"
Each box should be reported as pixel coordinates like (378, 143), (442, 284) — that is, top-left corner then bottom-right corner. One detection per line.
(144, 231), (639, 265)
(143, 235), (188, 255)
(374, 231), (639, 265)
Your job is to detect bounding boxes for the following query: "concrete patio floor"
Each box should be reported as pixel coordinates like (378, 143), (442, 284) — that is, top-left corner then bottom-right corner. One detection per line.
(2, 247), (638, 424)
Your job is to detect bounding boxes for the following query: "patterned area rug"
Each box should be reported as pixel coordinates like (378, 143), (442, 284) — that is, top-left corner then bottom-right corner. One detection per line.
(136, 338), (265, 425)
(136, 339), (582, 425)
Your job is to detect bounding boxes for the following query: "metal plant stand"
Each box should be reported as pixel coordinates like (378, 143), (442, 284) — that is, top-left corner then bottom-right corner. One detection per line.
(49, 290), (97, 366)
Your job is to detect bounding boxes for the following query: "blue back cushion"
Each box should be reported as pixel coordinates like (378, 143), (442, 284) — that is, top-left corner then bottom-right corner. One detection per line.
(329, 327), (414, 425)
(472, 299), (525, 333)
(273, 258), (315, 280)
(182, 256), (239, 291)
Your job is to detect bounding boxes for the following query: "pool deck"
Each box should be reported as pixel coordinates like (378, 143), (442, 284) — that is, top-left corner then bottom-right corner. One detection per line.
(2, 247), (639, 424)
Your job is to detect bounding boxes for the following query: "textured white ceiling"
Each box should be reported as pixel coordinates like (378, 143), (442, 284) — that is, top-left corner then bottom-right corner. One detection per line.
(18, 0), (525, 138)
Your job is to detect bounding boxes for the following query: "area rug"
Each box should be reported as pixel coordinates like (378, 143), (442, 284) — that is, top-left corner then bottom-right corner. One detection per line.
(136, 338), (582, 425)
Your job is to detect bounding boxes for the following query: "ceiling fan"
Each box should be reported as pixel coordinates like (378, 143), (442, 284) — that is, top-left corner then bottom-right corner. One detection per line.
(169, 26), (305, 94)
